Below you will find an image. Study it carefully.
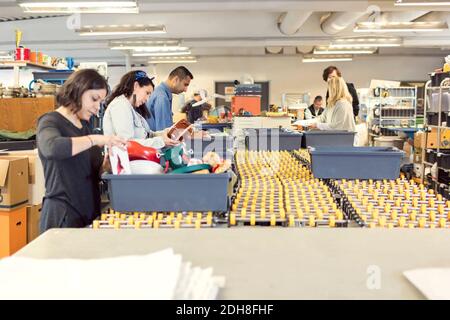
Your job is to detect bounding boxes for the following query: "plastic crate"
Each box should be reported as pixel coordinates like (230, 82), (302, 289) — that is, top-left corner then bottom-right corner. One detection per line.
(425, 149), (438, 164)
(437, 152), (450, 169)
(309, 147), (404, 179)
(0, 140), (36, 151)
(184, 136), (234, 160)
(32, 70), (74, 85)
(426, 112), (449, 126)
(244, 128), (303, 151)
(103, 173), (231, 212)
(199, 123), (232, 132)
(438, 168), (450, 184)
(302, 131), (355, 148)
(429, 92), (450, 112)
(430, 72), (450, 87)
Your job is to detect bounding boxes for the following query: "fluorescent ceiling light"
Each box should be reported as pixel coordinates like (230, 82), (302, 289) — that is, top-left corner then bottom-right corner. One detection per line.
(148, 56), (197, 64)
(354, 21), (448, 33)
(330, 37), (402, 48)
(302, 55), (353, 63)
(133, 51), (191, 57)
(313, 46), (376, 55)
(77, 25), (165, 36)
(18, 0), (138, 13)
(395, 0), (450, 6)
(133, 46), (189, 52)
(109, 39), (181, 50)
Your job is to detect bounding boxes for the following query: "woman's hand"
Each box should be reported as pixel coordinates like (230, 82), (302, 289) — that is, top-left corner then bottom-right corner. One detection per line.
(90, 135), (128, 156)
(162, 129), (179, 147)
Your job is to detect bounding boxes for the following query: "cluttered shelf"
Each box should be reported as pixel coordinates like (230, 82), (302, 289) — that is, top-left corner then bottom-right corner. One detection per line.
(0, 60), (56, 70)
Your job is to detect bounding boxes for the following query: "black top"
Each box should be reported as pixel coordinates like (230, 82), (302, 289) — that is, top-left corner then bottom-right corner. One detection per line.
(37, 111), (103, 226)
(326, 82), (360, 117)
(181, 100), (211, 124)
(308, 104), (324, 117)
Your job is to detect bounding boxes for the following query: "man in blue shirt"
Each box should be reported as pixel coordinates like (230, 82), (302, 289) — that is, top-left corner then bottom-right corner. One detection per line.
(146, 66), (194, 131)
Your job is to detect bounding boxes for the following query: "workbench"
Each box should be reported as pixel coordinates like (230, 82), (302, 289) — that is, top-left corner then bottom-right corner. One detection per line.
(16, 228), (450, 299)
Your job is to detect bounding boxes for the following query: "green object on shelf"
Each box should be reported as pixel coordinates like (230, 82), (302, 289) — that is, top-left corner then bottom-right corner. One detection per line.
(170, 164), (211, 174)
(0, 129), (35, 140)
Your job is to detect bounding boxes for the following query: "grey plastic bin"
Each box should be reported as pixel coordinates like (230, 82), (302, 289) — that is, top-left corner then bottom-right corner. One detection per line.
(103, 173), (230, 212)
(303, 131), (355, 148)
(245, 128), (303, 151)
(184, 136), (234, 161)
(309, 147), (404, 179)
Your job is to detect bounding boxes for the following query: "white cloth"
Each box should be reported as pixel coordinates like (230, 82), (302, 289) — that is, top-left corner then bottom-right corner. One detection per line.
(404, 268), (450, 300)
(0, 248), (225, 300)
(103, 95), (165, 149)
(316, 99), (356, 132)
(293, 119), (316, 127)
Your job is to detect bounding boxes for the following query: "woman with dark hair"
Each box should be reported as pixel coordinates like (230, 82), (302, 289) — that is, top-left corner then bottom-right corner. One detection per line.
(103, 70), (178, 148)
(37, 69), (127, 232)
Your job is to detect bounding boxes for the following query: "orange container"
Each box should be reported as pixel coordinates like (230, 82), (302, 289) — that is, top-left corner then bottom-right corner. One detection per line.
(37, 52), (43, 64)
(29, 51), (37, 63)
(0, 206), (27, 258)
(231, 96), (261, 115)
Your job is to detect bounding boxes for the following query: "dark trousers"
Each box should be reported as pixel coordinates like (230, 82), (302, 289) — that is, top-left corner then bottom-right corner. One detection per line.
(40, 198), (87, 234)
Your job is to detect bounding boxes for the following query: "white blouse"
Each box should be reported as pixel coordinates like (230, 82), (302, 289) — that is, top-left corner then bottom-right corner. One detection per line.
(316, 99), (355, 132)
(102, 95), (165, 149)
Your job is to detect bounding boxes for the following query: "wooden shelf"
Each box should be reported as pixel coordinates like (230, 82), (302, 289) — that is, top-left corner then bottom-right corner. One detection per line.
(0, 60), (56, 70)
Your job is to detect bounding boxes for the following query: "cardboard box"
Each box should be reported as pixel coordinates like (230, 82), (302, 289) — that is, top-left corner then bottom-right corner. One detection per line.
(6, 150), (45, 205)
(414, 131), (425, 149)
(0, 97), (55, 132)
(0, 207), (27, 258)
(427, 128), (450, 149)
(413, 148), (423, 164)
(27, 203), (42, 244)
(0, 156), (29, 211)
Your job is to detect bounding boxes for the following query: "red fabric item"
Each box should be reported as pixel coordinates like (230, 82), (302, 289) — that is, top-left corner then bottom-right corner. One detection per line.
(127, 141), (160, 163)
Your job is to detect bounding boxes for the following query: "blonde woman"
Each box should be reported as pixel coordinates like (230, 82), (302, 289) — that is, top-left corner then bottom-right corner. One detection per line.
(308, 77), (356, 132)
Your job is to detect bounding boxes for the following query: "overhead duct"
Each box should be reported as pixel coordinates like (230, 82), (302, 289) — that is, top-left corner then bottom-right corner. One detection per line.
(376, 11), (429, 23)
(414, 11), (450, 24)
(278, 11), (313, 35)
(321, 11), (368, 35)
(296, 45), (314, 54)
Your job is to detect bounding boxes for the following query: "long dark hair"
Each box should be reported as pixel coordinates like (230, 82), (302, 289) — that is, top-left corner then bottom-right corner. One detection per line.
(105, 70), (155, 119)
(57, 69), (108, 113)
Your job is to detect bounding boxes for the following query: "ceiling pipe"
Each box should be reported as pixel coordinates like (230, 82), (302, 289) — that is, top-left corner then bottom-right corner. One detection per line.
(414, 11), (450, 23)
(296, 45), (314, 54)
(265, 46), (283, 54)
(375, 11), (429, 23)
(278, 11), (313, 35)
(321, 11), (368, 35)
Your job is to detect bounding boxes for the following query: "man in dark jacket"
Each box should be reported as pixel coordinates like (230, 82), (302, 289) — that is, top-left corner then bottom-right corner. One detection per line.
(307, 95), (324, 118)
(323, 66), (360, 117)
(181, 91), (211, 123)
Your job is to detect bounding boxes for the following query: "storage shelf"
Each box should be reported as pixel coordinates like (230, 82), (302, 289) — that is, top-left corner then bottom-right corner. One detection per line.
(427, 86), (450, 90)
(379, 97), (416, 100)
(426, 125), (449, 129)
(422, 161), (450, 173)
(380, 107), (416, 110)
(0, 60), (56, 70)
(380, 117), (416, 120)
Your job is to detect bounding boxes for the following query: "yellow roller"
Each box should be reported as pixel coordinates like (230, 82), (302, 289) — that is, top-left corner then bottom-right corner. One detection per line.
(230, 213), (236, 226)
(270, 214), (276, 226)
(309, 215), (315, 227)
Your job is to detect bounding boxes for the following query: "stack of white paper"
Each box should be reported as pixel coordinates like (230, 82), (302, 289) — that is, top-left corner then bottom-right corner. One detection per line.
(0, 248), (225, 300)
(404, 268), (450, 300)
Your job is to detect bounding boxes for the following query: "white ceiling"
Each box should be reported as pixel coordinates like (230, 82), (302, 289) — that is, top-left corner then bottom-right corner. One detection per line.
(0, 0), (449, 65)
